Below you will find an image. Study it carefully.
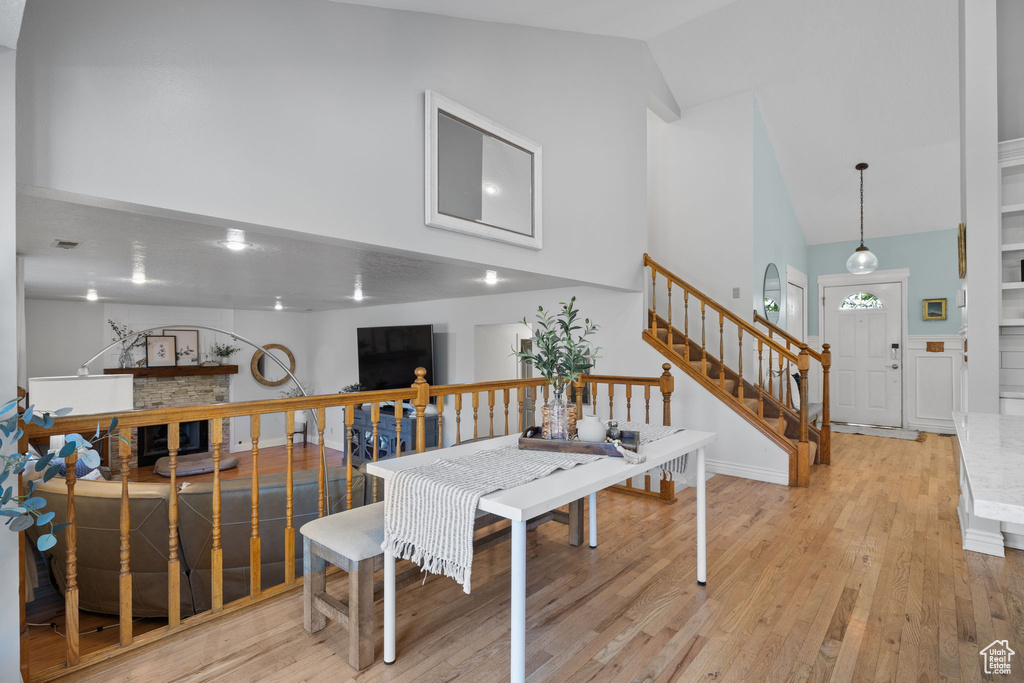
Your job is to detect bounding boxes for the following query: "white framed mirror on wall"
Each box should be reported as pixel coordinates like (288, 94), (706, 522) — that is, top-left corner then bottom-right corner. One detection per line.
(425, 90), (543, 250)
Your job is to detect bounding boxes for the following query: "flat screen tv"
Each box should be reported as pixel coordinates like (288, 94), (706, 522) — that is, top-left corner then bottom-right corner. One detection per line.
(357, 324), (435, 391)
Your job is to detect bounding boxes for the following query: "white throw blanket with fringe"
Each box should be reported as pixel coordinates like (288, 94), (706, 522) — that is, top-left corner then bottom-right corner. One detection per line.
(612, 421), (688, 473)
(382, 444), (602, 593)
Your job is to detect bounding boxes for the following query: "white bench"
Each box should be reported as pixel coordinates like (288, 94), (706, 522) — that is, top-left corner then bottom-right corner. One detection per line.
(301, 502), (385, 670)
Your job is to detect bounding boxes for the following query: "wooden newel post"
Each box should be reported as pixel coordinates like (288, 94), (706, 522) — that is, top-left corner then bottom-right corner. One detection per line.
(820, 343), (832, 466)
(412, 367), (430, 453)
(795, 345), (811, 487)
(659, 363), (674, 426)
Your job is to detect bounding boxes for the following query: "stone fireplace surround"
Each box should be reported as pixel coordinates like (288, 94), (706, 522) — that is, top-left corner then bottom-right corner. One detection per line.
(105, 366), (235, 471)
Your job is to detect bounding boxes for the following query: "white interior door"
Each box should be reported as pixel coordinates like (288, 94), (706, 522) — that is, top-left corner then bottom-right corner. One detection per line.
(823, 282), (903, 427)
(786, 283), (805, 342)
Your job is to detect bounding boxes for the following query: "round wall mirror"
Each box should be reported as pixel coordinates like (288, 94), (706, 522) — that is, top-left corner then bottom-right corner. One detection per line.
(250, 343), (296, 387)
(763, 263), (782, 324)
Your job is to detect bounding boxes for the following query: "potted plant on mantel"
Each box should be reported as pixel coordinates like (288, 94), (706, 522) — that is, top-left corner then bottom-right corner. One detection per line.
(514, 296), (599, 440)
(209, 342), (241, 366)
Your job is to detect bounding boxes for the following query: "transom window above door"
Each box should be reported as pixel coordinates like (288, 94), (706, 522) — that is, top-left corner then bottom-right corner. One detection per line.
(839, 292), (884, 309)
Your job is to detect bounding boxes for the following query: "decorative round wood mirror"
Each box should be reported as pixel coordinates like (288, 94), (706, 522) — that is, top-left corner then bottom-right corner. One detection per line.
(250, 343), (296, 387)
(763, 263), (782, 324)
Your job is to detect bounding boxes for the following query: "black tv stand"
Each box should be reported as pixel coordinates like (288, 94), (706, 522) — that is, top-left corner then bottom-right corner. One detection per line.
(351, 405), (438, 460)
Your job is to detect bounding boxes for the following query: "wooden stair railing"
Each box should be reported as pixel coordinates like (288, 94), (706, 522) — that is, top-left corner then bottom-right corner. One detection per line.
(643, 253), (827, 487)
(752, 310), (831, 467)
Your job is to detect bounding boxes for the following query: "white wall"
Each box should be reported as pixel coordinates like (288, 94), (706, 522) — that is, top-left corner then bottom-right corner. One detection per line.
(474, 323), (525, 382)
(647, 92), (754, 317)
(16, 0), (648, 292)
(962, 0), (1001, 413)
(1, 46), (20, 682)
(24, 299), (105, 378)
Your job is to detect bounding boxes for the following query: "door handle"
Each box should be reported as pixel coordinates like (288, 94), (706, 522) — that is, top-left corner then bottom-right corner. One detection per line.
(890, 364), (899, 369)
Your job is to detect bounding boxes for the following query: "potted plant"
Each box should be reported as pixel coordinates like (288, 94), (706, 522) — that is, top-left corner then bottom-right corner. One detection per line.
(210, 342), (241, 365)
(108, 320), (147, 368)
(515, 296), (599, 440)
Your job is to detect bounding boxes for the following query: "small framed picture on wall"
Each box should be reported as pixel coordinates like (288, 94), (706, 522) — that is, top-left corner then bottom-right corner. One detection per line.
(146, 335), (177, 367)
(163, 328), (200, 365)
(922, 298), (947, 321)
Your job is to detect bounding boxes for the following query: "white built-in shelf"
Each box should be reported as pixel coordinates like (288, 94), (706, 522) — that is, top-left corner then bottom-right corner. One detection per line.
(1003, 204), (1024, 215)
(1001, 318), (1024, 327)
(1003, 243), (1024, 252)
(1003, 282), (1024, 290)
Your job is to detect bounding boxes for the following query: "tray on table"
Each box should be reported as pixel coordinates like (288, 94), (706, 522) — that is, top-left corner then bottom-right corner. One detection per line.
(517, 427), (638, 457)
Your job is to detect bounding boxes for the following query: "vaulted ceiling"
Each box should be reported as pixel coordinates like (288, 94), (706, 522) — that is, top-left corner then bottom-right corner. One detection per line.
(349, 0), (962, 246)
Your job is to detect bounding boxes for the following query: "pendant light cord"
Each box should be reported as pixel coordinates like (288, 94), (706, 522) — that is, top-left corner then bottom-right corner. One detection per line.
(859, 166), (865, 248)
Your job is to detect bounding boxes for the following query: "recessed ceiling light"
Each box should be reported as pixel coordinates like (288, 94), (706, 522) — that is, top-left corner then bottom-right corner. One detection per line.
(132, 272), (146, 284)
(274, 299), (283, 310)
(483, 183), (499, 195)
(353, 288), (365, 302)
(218, 240), (251, 251)
(86, 289), (98, 301)
(484, 270), (499, 285)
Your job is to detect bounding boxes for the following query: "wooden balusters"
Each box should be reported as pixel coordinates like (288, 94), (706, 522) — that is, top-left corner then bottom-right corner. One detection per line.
(718, 312), (725, 390)
(660, 364), (674, 426)
(371, 402), (381, 501)
(516, 388), (525, 433)
(667, 280), (674, 348)
(574, 381), (583, 424)
(64, 444), (79, 666)
(455, 394), (463, 445)
(651, 268), (658, 337)
(168, 423), (182, 626)
(625, 384), (632, 421)
(757, 340), (765, 419)
(607, 384), (615, 420)
(683, 290), (690, 361)
(118, 431), (132, 645)
(786, 359), (793, 408)
(472, 392), (480, 442)
(503, 388), (510, 436)
(436, 396), (446, 449)
(285, 411), (296, 585)
(644, 386), (651, 423)
(316, 407), (326, 517)
(821, 343), (832, 465)
(249, 417), (261, 598)
(488, 390), (495, 438)
(777, 353), (785, 436)
(211, 419), (224, 612)
(701, 301), (708, 376)
(345, 406), (355, 507)
(768, 348), (774, 397)
(737, 328), (744, 402)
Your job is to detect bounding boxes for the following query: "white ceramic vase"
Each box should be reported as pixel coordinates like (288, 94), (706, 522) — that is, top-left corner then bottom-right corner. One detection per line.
(577, 414), (607, 443)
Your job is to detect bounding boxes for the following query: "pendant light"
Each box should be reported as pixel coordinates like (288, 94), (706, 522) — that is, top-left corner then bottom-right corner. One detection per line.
(846, 162), (878, 275)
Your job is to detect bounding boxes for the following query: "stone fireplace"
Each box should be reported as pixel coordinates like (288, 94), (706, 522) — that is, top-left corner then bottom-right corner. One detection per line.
(106, 366), (236, 471)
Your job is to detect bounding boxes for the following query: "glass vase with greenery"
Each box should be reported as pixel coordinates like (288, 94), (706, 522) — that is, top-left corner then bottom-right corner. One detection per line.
(514, 297), (599, 439)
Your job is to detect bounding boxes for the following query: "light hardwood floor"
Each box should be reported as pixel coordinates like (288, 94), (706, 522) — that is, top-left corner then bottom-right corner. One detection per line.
(47, 432), (1024, 682)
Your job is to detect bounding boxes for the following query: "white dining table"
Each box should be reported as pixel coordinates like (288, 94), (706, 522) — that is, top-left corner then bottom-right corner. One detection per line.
(366, 428), (717, 682)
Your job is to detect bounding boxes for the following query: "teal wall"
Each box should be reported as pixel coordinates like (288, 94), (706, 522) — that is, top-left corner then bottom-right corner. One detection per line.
(806, 228), (961, 336)
(752, 98), (808, 334)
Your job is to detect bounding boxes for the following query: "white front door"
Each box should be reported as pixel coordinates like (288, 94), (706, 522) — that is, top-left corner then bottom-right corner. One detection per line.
(786, 283), (805, 342)
(823, 282), (903, 427)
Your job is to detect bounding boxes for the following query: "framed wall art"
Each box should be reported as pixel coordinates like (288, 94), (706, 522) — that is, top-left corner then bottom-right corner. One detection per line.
(922, 298), (947, 321)
(163, 328), (199, 366)
(146, 335), (177, 367)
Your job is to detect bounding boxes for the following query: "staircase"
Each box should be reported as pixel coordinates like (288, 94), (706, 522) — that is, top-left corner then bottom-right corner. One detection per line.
(642, 254), (831, 487)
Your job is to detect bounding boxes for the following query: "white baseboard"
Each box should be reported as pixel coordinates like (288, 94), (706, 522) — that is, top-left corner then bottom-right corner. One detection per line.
(958, 503), (1006, 557)
(907, 420), (955, 435)
(1004, 532), (1024, 551)
(705, 458), (788, 486)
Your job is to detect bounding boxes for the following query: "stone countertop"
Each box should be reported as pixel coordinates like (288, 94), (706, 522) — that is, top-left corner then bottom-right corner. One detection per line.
(1001, 385), (1024, 400)
(954, 411), (1024, 524)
